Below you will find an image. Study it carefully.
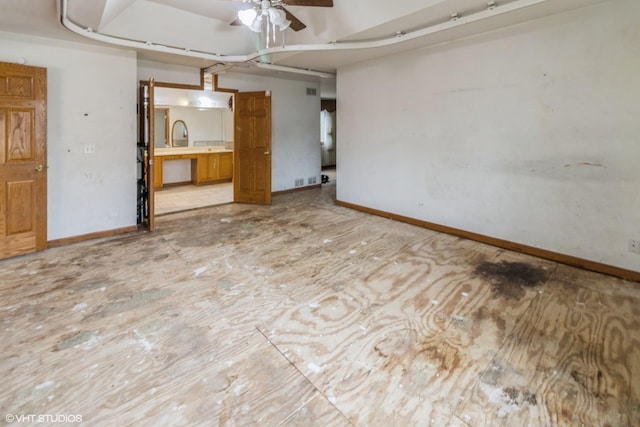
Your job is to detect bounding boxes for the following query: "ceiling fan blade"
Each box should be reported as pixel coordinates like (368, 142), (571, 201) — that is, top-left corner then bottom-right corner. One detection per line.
(283, 8), (307, 31)
(284, 0), (333, 6)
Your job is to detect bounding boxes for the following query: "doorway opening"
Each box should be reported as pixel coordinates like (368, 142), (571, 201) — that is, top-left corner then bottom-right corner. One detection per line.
(139, 74), (272, 230)
(320, 99), (336, 169)
(152, 86), (235, 216)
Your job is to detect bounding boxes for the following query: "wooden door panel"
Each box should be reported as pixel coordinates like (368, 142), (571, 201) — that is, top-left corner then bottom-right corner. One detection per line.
(254, 158), (268, 191)
(0, 234), (35, 259)
(153, 158), (163, 189)
(7, 110), (34, 161)
(0, 110), (5, 164)
(7, 181), (34, 234)
(0, 62), (47, 259)
(0, 74), (35, 98)
(234, 91), (271, 204)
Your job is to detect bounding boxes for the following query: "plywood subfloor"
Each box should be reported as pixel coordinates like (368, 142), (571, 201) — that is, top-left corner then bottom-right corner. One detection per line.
(1, 177), (638, 426)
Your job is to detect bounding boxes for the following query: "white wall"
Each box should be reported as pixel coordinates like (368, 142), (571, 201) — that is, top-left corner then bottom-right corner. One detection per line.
(218, 73), (321, 192)
(223, 107), (234, 144)
(137, 60), (201, 86)
(0, 32), (138, 240)
(321, 78), (337, 99)
(337, 0), (640, 271)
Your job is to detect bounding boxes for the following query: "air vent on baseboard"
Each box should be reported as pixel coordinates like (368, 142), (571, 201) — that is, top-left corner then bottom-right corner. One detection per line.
(306, 88), (317, 96)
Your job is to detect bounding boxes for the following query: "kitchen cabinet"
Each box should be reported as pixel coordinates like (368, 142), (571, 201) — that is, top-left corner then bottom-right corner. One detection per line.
(217, 152), (233, 180)
(153, 157), (163, 189)
(192, 151), (233, 185)
(153, 149), (233, 189)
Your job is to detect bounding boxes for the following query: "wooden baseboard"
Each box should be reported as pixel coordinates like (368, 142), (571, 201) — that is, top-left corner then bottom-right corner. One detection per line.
(336, 200), (640, 283)
(156, 181), (191, 190)
(273, 184), (321, 196)
(48, 225), (140, 248)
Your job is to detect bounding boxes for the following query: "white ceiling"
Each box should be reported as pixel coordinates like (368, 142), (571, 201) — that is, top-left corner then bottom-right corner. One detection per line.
(0, 0), (607, 78)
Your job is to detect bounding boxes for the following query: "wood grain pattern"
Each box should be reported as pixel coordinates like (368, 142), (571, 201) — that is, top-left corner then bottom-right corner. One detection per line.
(0, 109), (5, 164)
(280, 392), (351, 426)
(234, 91), (271, 204)
(285, 0), (333, 7)
(7, 180), (33, 234)
(0, 62), (47, 258)
(7, 110), (33, 162)
(10, 76), (33, 98)
(259, 240), (555, 424)
(0, 232), (35, 258)
(0, 74), (34, 98)
(455, 265), (640, 426)
(0, 175), (638, 425)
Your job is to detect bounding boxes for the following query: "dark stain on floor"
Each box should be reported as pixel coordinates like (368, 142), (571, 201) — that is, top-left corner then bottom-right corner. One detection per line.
(504, 387), (520, 403)
(503, 387), (538, 406)
(473, 261), (548, 299)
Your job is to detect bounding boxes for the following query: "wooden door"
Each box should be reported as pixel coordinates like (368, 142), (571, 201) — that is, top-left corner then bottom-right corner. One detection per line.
(0, 62), (47, 259)
(234, 91), (271, 204)
(139, 79), (155, 230)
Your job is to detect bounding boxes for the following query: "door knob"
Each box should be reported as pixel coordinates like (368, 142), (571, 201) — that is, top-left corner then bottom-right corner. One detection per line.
(34, 164), (44, 172)
(264, 151), (270, 155)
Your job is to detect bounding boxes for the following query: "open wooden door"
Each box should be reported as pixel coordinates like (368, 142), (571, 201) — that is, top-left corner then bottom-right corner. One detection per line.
(139, 79), (155, 230)
(0, 62), (47, 259)
(234, 91), (271, 204)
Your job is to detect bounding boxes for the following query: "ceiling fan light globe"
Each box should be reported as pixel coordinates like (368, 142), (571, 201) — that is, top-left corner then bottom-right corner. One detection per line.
(238, 8), (257, 26)
(268, 8), (286, 26)
(278, 19), (291, 31)
(249, 16), (263, 32)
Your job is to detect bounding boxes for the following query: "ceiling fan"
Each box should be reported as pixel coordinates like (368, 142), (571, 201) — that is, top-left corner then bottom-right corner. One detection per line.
(230, 0), (334, 32)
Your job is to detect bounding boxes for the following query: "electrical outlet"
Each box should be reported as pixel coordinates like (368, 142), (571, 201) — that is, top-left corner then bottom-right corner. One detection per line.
(629, 239), (640, 254)
(84, 144), (96, 154)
